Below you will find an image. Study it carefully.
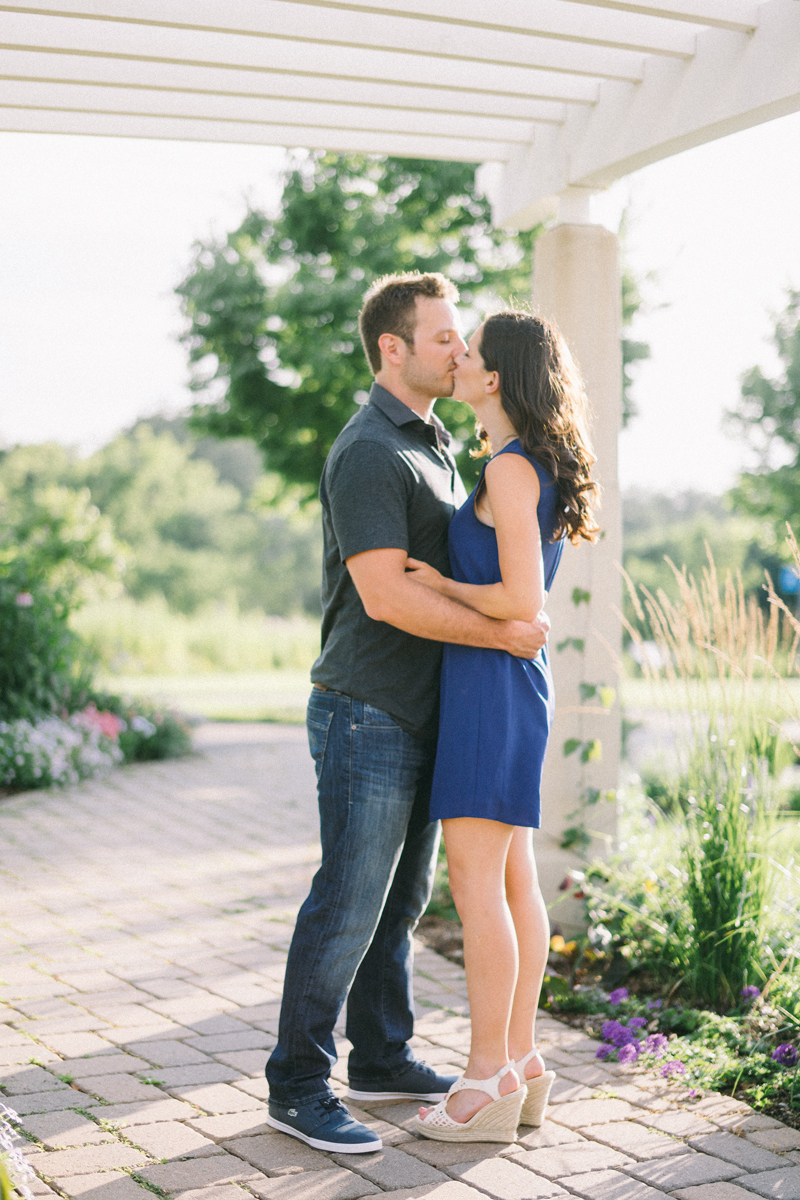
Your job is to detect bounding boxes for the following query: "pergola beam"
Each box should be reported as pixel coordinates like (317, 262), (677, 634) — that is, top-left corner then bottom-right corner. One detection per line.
(0, 51), (569, 122)
(0, 104), (511, 158)
(489, 0), (800, 228)
(0, 4), (647, 80)
(567, 0), (759, 32)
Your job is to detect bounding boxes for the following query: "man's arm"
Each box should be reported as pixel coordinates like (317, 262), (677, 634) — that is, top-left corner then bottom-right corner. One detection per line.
(346, 548), (549, 658)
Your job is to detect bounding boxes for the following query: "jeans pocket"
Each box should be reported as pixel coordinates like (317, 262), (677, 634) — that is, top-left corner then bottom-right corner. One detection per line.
(307, 705), (335, 779)
(357, 702), (402, 731)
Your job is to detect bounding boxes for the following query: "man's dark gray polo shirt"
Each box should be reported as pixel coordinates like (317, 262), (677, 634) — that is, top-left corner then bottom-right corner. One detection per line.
(311, 383), (466, 740)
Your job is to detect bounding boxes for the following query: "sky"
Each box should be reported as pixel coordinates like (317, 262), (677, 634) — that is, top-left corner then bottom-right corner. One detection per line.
(1, 111), (800, 495)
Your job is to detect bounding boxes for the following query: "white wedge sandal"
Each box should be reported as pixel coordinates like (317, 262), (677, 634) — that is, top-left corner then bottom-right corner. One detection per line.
(413, 1064), (525, 1144)
(514, 1047), (556, 1127)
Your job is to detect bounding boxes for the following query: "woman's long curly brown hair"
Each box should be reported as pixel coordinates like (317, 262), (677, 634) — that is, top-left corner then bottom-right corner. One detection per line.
(475, 309), (600, 545)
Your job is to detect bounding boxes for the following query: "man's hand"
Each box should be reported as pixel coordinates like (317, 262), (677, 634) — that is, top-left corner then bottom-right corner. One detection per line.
(500, 610), (551, 659)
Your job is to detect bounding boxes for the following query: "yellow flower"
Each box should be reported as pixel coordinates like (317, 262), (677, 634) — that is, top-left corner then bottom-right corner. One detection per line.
(550, 935), (566, 953)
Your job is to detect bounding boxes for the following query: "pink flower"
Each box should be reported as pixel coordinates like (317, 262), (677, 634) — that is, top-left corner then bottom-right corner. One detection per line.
(15, 592), (34, 607)
(79, 704), (125, 741)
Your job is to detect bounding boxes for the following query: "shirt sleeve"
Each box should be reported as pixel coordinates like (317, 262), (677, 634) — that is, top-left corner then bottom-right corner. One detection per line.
(326, 439), (410, 561)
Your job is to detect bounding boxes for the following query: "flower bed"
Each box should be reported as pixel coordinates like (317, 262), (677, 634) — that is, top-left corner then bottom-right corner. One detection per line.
(542, 980), (800, 1127)
(0, 696), (191, 793)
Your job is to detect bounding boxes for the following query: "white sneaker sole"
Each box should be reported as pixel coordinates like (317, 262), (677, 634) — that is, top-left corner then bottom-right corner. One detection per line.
(265, 1113), (382, 1154)
(346, 1087), (448, 1102)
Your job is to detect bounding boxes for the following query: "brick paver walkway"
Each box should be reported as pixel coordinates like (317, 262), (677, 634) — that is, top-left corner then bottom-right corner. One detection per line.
(2, 723), (799, 1200)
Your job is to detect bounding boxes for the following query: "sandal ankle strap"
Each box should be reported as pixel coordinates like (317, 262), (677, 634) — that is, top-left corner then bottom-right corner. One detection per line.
(450, 1063), (516, 1103)
(514, 1047), (541, 1072)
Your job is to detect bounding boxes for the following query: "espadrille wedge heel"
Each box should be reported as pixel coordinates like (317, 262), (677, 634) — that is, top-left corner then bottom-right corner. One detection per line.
(514, 1048), (556, 1127)
(413, 1065), (524, 1144)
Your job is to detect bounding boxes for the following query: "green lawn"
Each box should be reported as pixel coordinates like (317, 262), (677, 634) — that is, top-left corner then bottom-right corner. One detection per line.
(98, 670), (312, 722)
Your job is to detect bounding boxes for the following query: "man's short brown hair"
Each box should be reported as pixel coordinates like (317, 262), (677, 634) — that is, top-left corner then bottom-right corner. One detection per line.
(358, 272), (459, 375)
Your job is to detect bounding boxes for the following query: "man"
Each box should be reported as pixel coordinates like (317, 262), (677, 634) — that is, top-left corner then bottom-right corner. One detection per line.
(265, 272), (549, 1152)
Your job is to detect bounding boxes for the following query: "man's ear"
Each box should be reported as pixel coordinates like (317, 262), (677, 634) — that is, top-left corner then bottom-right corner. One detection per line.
(378, 332), (405, 367)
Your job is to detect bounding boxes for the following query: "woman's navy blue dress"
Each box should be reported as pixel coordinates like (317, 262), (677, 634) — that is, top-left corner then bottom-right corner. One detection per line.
(429, 440), (564, 828)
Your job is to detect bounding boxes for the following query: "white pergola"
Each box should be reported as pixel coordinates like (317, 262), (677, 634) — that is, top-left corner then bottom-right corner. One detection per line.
(4, 0), (798, 924)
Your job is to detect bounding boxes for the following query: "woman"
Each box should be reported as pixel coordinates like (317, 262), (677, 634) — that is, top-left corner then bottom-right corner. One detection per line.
(406, 310), (599, 1143)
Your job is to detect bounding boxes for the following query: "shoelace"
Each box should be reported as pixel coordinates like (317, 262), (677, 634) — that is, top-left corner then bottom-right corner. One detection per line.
(318, 1095), (346, 1115)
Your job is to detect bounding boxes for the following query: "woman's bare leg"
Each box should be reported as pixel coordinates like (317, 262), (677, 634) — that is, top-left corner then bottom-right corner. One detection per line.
(421, 817), (520, 1122)
(506, 826), (550, 1079)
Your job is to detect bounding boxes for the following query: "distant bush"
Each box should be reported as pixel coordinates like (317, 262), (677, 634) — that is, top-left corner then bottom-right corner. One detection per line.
(72, 597), (320, 674)
(0, 567), (94, 722)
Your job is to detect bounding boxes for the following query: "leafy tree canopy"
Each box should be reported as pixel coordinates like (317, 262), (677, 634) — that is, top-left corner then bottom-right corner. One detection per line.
(177, 152), (540, 495)
(728, 289), (800, 555)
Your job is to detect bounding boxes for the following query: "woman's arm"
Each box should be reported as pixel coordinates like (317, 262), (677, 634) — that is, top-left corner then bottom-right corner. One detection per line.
(406, 453), (547, 622)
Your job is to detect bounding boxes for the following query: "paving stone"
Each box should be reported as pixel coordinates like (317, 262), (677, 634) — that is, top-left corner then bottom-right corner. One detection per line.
(737, 1166), (800, 1199)
(86, 1099), (198, 1125)
(713, 1114), (784, 1134)
(126, 1040), (211, 1067)
(103, 1024), (187, 1045)
(184, 1032), (273, 1053)
(690, 1097), (752, 1119)
(688, 1132), (786, 1173)
(172, 1189), (253, 1200)
(224, 1132), (335, 1175)
(77, 1074), (168, 1103)
(343, 1105), (414, 1147)
(447, 1156), (568, 1198)
(512, 1141), (634, 1179)
(585, 1121), (687, 1161)
(157, 1064), (241, 1087)
(57, 1055), (150, 1078)
(9, 1089), (86, 1114)
(245, 1169), (381, 1198)
(231, 1077), (271, 1100)
(211, 1050), (269, 1076)
(19, 1111), (115, 1148)
(636, 1110), (719, 1138)
(401, 1139), (519, 1167)
(625, 1152), (741, 1189)
(0, 1046), (61, 1066)
(36, 1033), (117, 1057)
(547, 1079), (595, 1105)
(748, 1130), (800, 1153)
(135, 1151), (264, 1193)
(170, 1084), (267, 1114)
(0, 1066), (66, 1094)
(352, 1101), (419, 1134)
(604, 1084), (673, 1112)
(126, 1121), (224, 1160)
(331, 1147), (447, 1190)
(673, 1184), (769, 1200)
(185, 1113), (273, 1141)
(36, 1142), (150, 1176)
(560, 1168), (670, 1200)
(548, 1099), (638, 1128)
(183, 1016), (253, 1036)
(53, 1171), (156, 1200)
(516, 1125), (587, 1151)
(558, 1066), (619, 1087)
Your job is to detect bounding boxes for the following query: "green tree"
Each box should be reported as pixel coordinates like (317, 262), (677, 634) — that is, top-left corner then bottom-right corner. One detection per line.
(727, 288), (800, 555)
(177, 152), (540, 495)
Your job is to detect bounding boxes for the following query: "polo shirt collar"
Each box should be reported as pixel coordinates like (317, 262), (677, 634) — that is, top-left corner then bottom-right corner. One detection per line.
(368, 383), (452, 447)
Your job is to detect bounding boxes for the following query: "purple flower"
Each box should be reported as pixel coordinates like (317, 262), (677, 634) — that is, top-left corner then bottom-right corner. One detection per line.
(601, 1020), (634, 1048)
(642, 1033), (669, 1059)
(660, 1059), (687, 1078)
(740, 986), (761, 1005)
(596, 1044), (613, 1060)
(618, 1043), (639, 1064)
(646, 999), (663, 1010)
(628, 1017), (648, 1031)
(772, 1043), (798, 1067)
(608, 988), (629, 1005)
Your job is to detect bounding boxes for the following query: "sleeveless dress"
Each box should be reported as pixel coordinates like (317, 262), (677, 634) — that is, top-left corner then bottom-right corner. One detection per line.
(429, 440), (564, 828)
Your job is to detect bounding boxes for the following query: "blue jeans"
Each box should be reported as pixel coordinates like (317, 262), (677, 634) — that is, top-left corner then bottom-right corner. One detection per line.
(265, 688), (440, 1104)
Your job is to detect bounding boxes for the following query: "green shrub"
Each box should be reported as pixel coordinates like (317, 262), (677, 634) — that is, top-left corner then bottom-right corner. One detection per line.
(89, 691), (192, 762)
(0, 567), (94, 721)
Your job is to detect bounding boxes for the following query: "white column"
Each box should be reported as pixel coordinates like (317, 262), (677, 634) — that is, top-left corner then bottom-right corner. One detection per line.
(532, 191), (623, 937)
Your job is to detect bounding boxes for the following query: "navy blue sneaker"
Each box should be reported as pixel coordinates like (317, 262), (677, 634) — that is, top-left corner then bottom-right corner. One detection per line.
(347, 1059), (459, 1103)
(266, 1094), (381, 1153)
